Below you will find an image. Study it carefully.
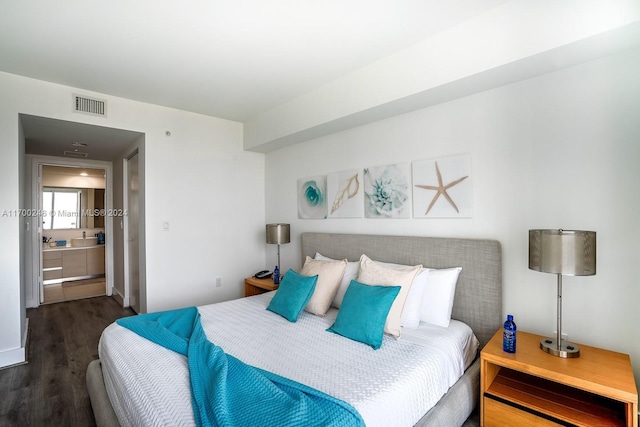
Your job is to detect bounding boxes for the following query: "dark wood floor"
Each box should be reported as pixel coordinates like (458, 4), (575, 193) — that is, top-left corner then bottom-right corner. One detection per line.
(0, 296), (135, 427)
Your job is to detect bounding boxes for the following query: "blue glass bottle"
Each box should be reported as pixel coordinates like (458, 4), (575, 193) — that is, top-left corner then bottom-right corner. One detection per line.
(503, 314), (516, 353)
(273, 265), (280, 284)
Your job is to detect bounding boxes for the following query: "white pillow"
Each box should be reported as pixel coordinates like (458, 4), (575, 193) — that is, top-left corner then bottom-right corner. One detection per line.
(371, 260), (431, 329)
(356, 254), (422, 337)
(300, 256), (347, 316)
(399, 268), (429, 329)
(314, 252), (359, 308)
(419, 267), (462, 328)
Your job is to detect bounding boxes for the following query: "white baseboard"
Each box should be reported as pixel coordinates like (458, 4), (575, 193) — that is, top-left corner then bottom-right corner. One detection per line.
(0, 318), (29, 369)
(111, 287), (129, 307)
(0, 344), (26, 369)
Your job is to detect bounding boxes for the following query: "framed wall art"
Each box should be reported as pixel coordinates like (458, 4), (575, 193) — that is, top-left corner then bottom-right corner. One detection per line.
(297, 175), (327, 219)
(327, 169), (363, 218)
(363, 163), (411, 219)
(412, 154), (472, 218)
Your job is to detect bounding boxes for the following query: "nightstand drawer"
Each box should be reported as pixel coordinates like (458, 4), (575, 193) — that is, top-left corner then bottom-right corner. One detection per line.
(244, 277), (278, 297)
(484, 396), (561, 427)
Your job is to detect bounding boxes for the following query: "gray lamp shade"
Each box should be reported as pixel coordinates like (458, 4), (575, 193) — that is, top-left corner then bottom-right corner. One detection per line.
(266, 223), (290, 245)
(529, 229), (596, 276)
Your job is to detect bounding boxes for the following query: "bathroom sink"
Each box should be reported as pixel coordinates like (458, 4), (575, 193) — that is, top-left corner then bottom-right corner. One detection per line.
(71, 237), (98, 247)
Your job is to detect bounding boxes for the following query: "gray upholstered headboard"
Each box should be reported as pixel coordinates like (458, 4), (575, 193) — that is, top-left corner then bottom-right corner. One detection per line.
(301, 232), (502, 348)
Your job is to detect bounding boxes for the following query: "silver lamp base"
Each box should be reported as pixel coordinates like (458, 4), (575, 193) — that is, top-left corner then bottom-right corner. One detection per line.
(540, 338), (580, 358)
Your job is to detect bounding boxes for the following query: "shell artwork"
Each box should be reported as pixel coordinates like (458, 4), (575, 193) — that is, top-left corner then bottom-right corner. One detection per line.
(363, 164), (410, 218)
(330, 173), (360, 214)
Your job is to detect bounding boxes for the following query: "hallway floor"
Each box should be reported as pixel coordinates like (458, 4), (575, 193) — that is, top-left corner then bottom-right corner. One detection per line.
(0, 296), (134, 426)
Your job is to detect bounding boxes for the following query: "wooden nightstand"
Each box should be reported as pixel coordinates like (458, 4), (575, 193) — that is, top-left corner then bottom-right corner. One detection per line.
(244, 276), (278, 297)
(481, 329), (638, 427)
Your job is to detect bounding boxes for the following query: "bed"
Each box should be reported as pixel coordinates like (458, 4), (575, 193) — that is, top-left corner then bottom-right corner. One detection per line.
(87, 232), (502, 426)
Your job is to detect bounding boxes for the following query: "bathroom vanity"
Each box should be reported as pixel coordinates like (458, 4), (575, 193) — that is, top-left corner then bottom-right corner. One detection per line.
(43, 245), (105, 284)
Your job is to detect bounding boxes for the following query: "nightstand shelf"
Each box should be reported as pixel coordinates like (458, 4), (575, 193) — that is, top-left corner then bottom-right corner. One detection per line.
(481, 329), (638, 427)
(244, 276), (278, 297)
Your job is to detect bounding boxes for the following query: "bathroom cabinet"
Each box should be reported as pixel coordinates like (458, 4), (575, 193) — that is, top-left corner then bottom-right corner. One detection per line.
(87, 246), (105, 275)
(63, 249), (87, 277)
(43, 250), (63, 281)
(43, 246), (105, 284)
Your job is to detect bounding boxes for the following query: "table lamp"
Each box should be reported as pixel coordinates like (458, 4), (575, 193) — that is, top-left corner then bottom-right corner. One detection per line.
(529, 229), (596, 358)
(266, 223), (290, 271)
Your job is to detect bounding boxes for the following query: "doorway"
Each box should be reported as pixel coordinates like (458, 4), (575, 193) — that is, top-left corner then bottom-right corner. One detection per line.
(21, 114), (146, 311)
(40, 164), (108, 304)
(31, 159), (112, 306)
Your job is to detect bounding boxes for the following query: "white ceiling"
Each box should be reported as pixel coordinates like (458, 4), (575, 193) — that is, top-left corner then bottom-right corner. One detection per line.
(6, 1), (638, 158)
(21, 114), (143, 161)
(1, 0), (508, 122)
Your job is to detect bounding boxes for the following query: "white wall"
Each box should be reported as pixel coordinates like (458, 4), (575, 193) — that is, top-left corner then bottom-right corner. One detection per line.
(265, 47), (640, 391)
(18, 110), (27, 359)
(246, 0), (640, 151)
(0, 83), (23, 367)
(0, 71), (266, 367)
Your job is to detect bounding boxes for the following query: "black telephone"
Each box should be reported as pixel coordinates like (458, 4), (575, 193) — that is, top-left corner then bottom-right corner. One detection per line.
(254, 270), (272, 279)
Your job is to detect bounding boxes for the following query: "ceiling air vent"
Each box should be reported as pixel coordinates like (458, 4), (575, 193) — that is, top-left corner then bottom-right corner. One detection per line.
(73, 94), (107, 117)
(63, 150), (89, 158)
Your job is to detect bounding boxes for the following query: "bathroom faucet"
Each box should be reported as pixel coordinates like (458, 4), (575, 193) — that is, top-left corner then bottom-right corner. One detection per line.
(83, 231), (86, 239)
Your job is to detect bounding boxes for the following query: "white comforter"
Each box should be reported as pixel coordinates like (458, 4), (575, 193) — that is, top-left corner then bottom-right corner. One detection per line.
(99, 292), (478, 427)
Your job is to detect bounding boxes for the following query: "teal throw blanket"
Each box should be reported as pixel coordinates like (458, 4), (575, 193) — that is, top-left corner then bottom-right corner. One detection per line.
(117, 307), (364, 427)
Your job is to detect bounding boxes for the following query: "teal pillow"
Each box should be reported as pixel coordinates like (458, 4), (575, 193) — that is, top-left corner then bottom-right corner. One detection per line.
(266, 269), (317, 322)
(327, 280), (401, 350)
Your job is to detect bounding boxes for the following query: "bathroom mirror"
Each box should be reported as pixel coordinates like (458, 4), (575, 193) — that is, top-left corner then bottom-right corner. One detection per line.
(41, 165), (106, 230)
(42, 187), (105, 230)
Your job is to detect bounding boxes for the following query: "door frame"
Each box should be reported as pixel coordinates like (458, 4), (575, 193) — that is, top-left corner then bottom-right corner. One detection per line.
(123, 149), (138, 312)
(29, 155), (113, 307)
(121, 143), (146, 313)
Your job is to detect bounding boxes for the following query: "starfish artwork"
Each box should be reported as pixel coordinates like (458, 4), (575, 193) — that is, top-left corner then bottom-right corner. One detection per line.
(415, 161), (469, 215)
